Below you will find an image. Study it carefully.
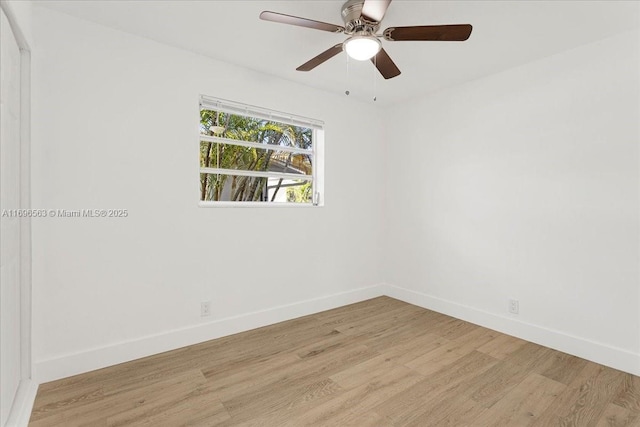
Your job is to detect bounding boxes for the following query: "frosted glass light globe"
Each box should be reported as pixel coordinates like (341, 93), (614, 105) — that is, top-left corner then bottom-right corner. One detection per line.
(343, 36), (381, 61)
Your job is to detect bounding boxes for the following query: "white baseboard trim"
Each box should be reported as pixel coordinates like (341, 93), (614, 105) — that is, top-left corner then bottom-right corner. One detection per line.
(35, 284), (386, 384)
(5, 378), (38, 427)
(382, 283), (640, 376)
(32, 282), (640, 387)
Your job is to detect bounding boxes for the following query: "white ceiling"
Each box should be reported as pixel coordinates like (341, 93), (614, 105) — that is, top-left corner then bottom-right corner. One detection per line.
(38, 0), (639, 106)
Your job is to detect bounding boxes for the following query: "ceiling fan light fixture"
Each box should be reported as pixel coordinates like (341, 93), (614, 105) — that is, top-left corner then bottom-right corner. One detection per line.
(343, 35), (381, 61)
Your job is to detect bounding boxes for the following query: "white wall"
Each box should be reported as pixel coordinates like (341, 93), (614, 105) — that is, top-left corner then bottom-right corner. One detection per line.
(31, 7), (386, 381)
(385, 30), (640, 374)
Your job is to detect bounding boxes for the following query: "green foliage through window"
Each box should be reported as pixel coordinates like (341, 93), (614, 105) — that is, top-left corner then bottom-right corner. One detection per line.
(199, 108), (314, 203)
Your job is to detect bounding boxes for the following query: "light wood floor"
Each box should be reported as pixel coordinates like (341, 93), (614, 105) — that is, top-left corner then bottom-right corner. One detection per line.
(30, 297), (640, 426)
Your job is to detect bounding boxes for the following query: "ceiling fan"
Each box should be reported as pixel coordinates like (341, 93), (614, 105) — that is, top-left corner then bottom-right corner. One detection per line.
(260, 0), (472, 80)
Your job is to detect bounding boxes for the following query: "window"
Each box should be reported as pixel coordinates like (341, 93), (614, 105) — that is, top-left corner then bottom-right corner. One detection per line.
(199, 96), (324, 206)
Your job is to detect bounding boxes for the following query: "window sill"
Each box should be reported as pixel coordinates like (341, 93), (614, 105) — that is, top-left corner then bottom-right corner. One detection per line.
(198, 201), (323, 208)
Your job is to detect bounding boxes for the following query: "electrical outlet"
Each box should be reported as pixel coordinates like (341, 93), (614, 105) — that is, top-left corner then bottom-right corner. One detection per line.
(200, 301), (212, 317)
(508, 299), (519, 315)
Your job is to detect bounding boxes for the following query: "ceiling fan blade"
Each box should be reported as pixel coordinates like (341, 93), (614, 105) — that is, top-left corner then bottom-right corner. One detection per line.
(371, 48), (401, 79)
(384, 24), (472, 41)
(260, 11), (345, 33)
(361, 0), (392, 23)
(297, 44), (343, 72)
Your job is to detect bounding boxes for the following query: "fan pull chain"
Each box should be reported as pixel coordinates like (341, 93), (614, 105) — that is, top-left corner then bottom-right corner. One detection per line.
(345, 54), (350, 96)
(373, 55), (377, 102)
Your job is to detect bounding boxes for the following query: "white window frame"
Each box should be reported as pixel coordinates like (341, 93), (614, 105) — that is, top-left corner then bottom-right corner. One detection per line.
(198, 96), (324, 207)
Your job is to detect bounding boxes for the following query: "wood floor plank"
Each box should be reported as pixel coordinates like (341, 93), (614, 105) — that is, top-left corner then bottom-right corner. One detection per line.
(328, 354), (397, 389)
(472, 373), (566, 426)
(29, 297), (640, 426)
(540, 351), (590, 385)
(294, 329), (363, 360)
(404, 326), (499, 376)
(614, 374), (640, 413)
(333, 303), (428, 338)
(378, 331), (448, 366)
(476, 332), (528, 360)
(31, 370), (208, 427)
(313, 296), (407, 328)
(30, 385), (104, 419)
(467, 360), (537, 407)
(363, 311), (446, 353)
(105, 389), (229, 427)
(374, 351), (499, 425)
(504, 341), (559, 372)
(555, 365), (627, 427)
(432, 318), (480, 341)
(595, 403), (640, 427)
(217, 378), (344, 426)
(402, 382), (488, 427)
(531, 362), (628, 427)
(404, 340), (469, 375)
(199, 352), (300, 400)
(329, 410), (394, 427)
(36, 315), (331, 404)
(219, 344), (374, 423)
(293, 364), (424, 426)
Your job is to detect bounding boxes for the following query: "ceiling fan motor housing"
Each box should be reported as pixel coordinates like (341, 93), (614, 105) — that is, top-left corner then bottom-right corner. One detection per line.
(341, 0), (379, 34)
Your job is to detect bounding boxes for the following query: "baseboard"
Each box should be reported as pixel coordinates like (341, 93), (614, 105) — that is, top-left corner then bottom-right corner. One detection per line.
(382, 283), (640, 376)
(35, 284), (386, 384)
(32, 282), (640, 386)
(5, 378), (38, 427)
